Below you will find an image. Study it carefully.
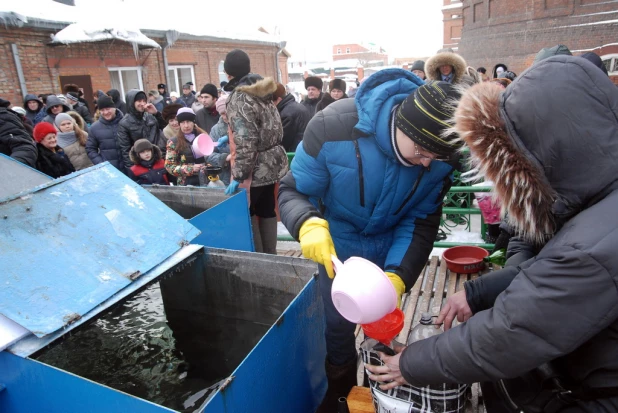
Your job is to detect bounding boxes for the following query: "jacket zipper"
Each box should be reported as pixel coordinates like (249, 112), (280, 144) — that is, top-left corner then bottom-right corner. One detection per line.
(394, 169), (425, 215)
(353, 140), (365, 207)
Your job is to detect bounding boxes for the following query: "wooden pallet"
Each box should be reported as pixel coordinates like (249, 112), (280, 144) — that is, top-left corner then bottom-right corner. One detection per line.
(350, 256), (493, 413)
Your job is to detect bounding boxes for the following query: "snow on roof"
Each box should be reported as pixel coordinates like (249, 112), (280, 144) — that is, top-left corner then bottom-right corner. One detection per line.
(52, 24), (160, 49)
(0, 0), (279, 46)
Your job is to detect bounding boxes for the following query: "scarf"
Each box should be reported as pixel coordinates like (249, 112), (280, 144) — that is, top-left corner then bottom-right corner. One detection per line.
(56, 131), (78, 149)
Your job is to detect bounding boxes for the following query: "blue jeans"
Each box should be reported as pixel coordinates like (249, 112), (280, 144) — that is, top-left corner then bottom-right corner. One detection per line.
(318, 265), (358, 366)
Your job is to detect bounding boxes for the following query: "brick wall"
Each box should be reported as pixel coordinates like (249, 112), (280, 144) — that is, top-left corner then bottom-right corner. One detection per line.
(458, 0), (618, 77)
(443, 0), (464, 50)
(0, 25), (282, 107)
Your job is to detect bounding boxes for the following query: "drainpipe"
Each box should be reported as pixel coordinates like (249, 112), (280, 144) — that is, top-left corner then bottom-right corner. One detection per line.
(162, 46), (171, 91)
(275, 41), (287, 83)
(11, 44), (28, 99)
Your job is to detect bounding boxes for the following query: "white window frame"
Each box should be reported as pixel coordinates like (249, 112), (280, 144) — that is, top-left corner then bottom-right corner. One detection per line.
(601, 54), (618, 75)
(108, 67), (143, 98)
(168, 65), (197, 94)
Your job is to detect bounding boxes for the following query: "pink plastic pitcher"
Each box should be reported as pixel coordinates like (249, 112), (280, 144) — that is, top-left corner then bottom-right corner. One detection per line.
(192, 133), (215, 158)
(330, 255), (397, 324)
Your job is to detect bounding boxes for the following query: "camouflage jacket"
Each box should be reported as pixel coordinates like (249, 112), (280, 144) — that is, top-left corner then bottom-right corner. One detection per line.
(226, 75), (288, 187)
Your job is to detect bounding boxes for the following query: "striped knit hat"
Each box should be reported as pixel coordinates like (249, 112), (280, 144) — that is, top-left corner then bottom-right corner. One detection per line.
(395, 81), (461, 157)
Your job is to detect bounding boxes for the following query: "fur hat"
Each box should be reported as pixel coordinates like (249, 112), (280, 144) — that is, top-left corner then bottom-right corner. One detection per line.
(176, 107), (196, 123)
(304, 76), (323, 91)
(224, 49), (251, 79)
(33, 122), (57, 142)
(274, 83), (286, 100)
(148, 90), (160, 98)
(200, 84), (219, 99)
(215, 95), (228, 114)
(329, 79), (347, 92)
(410, 60), (425, 72)
(67, 111), (86, 131)
(157, 83), (166, 89)
(395, 81), (461, 157)
(130, 140), (162, 164)
(133, 139), (153, 154)
(425, 52), (467, 84)
(63, 84), (80, 94)
(162, 104), (182, 122)
(97, 95), (115, 110)
(54, 113), (74, 128)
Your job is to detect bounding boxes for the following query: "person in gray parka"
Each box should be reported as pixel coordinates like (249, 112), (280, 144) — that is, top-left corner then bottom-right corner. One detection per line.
(41, 95), (71, 125)
(366, 56), (618, 412)
(117, 89), (167, 170)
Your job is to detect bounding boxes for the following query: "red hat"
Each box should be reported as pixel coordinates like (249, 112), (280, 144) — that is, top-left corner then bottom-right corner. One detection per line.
(33, 122), (57, 142)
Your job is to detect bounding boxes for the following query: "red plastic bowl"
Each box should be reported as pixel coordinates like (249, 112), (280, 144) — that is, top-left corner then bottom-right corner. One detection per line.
(442, 246), (489, 274)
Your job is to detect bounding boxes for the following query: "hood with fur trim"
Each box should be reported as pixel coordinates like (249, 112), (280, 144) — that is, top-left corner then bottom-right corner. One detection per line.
(129, 144), (163, 165)
(425, 52), (467, 84)
(235, 76), (278, 100)
(453, 55), (618, 244)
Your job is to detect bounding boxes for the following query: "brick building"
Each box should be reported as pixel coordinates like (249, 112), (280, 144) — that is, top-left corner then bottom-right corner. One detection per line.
(332, 43), (388, 65)
(442, 0), (464, 50)
(456, 0), (618, 83)
(0, 7), (288, 108)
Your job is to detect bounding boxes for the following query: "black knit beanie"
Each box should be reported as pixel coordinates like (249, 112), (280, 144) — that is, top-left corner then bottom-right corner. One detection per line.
(224, 49), (251, 79)
(395, 81), (462, 157)
(200, 84), (219, 99)
(410, 60), (425, 72)
(97, 95), (115, 110)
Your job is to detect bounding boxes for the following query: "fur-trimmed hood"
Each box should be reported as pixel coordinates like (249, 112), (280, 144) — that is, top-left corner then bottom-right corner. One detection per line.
(129, 144), (163, 165)
(236, 76), (278, 99)
(425, 52), (467, 84)
(453, 55), (618, 244)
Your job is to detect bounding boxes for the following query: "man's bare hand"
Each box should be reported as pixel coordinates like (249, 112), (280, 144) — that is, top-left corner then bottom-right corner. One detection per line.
(435, 290), (472, 331)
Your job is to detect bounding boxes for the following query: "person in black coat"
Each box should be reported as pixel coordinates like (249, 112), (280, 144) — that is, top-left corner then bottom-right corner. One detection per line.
(273, 83), (311, 152)
(33, 122), (75, 178)
(315, 78), (348, 113)
(301, 76), (324, 118)
(85, 95), (126, 174)
(107, 89), (128, 115)
(0, 101), (37, 167)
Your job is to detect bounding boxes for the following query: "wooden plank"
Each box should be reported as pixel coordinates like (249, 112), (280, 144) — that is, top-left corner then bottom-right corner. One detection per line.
(470, 382), (480, 413)
(347, 386), (375, 413)
(446, 267), (458, 300)
(414, 256), (439, 325)
(431, 259), (449, 317)
(396, 260), (427, 342)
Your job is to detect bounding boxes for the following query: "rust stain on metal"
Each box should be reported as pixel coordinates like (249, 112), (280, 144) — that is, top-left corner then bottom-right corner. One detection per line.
(63, 313), (82, 326)
(219, 376), (235, 392)
(125, 270), (141, 281)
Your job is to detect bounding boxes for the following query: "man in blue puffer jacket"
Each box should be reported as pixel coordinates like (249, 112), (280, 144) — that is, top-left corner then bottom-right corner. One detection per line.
(278, 69), (462, 411)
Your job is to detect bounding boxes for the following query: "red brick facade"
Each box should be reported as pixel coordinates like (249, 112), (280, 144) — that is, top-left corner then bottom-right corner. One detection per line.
(443, 1), (464, 50)
(0, 25), (287, 107)
(457, 0), (618, 82)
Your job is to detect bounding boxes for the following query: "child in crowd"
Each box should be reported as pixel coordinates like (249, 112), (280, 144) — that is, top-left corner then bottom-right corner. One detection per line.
(128, 139), (169, 185)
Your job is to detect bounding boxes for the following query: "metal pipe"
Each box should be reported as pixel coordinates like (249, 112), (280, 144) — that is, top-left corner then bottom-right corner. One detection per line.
(162, 46), (171, 92)
(11, 44), (28, 100)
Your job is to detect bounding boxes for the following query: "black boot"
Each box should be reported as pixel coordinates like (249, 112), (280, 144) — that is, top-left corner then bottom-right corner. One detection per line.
(316, 356), (358, 413)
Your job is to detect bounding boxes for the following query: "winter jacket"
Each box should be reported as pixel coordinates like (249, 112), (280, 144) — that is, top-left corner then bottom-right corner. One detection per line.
(151, 96), (164, 113)
(42, 95), (71, 125)
(401, 56), (618, 412)
(56, 131), (93, 171)
(85, 109), (125, 173)
(0, 107), (37, 167)
(117, 90), (167, 169)
(164, 128), (206, 186)
(277, 93), (311, 152)
(425, 51), (467, 84)
(195, 106), (220, 134)
(71, 101), (93, 125)
(35, 144), (75, 178)
(107, 89), (128, 115)
(301, 92), (323, 117)
(209, 118), (228, 141)
(226, 75), (288, 187)
(315, 93), (348, 113)
(278, 69), (454, 289)
(128, 145), (169, 185)
(179, 93), (195, 108)
(23, 94), (46, 125)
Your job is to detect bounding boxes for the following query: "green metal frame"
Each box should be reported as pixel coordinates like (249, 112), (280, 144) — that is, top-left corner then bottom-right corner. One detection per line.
(281, 153), (495, 249)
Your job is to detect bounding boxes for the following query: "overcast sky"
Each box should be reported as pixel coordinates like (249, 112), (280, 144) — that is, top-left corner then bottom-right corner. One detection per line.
(75, 0), (444, 62)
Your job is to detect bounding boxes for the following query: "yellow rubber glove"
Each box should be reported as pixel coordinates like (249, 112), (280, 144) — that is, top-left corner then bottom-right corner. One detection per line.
(299, 217), (337, 278)
(385, 272), (406, 308)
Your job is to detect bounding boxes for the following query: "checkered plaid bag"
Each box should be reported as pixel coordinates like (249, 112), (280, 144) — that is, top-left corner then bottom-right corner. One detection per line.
(360, 338), (469, 413)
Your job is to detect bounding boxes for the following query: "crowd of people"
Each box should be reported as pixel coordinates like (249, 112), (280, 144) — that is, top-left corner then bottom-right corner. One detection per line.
(2, 42), (617, 413)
